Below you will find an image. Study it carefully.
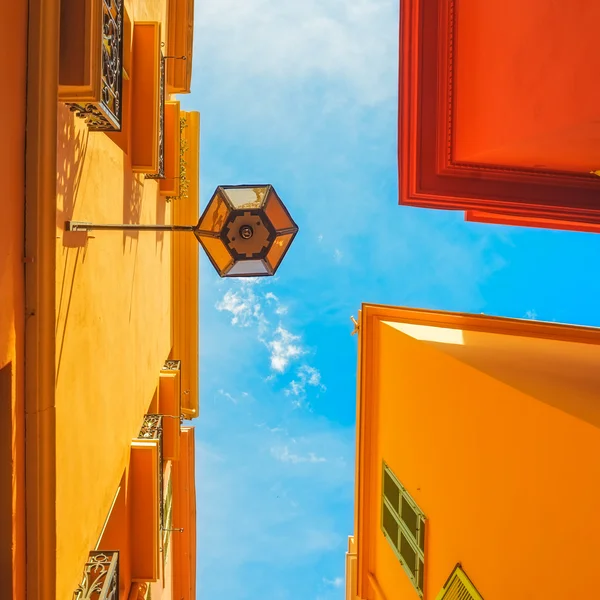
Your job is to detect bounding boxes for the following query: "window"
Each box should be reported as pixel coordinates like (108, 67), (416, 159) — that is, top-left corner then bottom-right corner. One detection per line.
(435, 564), (484, 600)
(381, 463), (426, 596)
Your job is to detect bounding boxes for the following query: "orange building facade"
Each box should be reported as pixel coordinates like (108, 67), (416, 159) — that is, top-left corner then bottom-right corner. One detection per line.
(398, 0), (600, 232)
(0, 0), (29, 596)
(1, 0), (199, 596)
(347, 304), (600, 599)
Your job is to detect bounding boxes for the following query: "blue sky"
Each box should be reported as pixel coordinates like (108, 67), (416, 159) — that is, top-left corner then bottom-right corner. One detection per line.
(180, 0), (600, 598)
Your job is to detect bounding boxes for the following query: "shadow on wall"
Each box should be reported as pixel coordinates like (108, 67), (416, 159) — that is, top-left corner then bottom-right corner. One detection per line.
(155, 187), (166, 254)
(447, 330), (600, 430)
(122, 164), (145, 251)
(96, 470), (132, 600)
(55, 107), (90, 380)
(56, 105), (89, 240)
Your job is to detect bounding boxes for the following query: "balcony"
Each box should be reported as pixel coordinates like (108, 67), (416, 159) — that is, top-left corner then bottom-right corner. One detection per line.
(131, 22), (162, 174)
(73, 551), (119, 600)
(160, 102), (183, 198)
(137, 414), (164, 529)
(145, 55), (166, 180)
(160, 360), (182, 460)
(167, 0), (194, 93)
(59, 0), (124, 131)
(130, 414), (163, 581)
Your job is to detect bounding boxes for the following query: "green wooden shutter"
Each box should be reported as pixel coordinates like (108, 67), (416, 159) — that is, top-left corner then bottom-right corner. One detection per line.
(381, 462), (426, 597)
(435, 565), (484, 600)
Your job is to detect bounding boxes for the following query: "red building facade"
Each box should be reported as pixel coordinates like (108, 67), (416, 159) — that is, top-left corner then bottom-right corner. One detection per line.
(398, 0), (600, 232)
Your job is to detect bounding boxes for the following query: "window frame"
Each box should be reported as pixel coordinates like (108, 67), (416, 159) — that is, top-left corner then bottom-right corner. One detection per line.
(381, 462), (427, 597)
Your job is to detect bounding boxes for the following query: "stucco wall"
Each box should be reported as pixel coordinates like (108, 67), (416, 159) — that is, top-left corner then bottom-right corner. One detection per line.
(54, 0), (173, 593)
(364, 318), (600, 599)
(0, 0), (28, 595)
(454, 0), (600, 171)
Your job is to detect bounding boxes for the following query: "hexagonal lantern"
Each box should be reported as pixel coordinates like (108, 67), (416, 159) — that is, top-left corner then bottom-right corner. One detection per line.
(194, 185), (299, 277)
(64, 184), (299, 278)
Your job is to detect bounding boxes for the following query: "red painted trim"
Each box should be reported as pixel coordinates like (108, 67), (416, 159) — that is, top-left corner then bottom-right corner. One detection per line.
(398, 0), (600, 222)
(465, 210), (600, 234)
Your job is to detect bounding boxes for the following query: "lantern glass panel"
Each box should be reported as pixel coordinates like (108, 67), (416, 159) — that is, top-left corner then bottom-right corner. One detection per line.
(266, 232), (294, 271)
(223, 186), (269, 209)
(265, 190), (295, 231)
(198, 191), (231, 233)
(199, 236), (234, 273)
(226, 259), (270, 277)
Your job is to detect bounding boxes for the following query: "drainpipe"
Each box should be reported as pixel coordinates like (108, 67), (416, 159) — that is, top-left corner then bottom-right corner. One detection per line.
(24, 0), (59, 596)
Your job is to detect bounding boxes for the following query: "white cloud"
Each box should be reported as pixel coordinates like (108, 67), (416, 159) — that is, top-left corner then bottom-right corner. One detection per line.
(265, 291), (288, 315)
(256, 423), (286, 434)
(524, 309), (538, 320)
(333, 248), (343, 263)
(323, 577), (344, 588)
(217, 389), (238, 404)
(194, 0), (398, 107)
(217, 389), (249, 404)
(196, 417), (354, 597)
(216, 283), (311, 377)
(270, 446), (327, 464)
(215, 280), (268, 333)
(286, 365), (326, 399)
(267, 326), (306, 372)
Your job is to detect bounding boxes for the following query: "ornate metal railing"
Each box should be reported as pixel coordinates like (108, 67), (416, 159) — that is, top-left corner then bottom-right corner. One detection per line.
(138, 414), (164, 529)
(161, 359), (184, 426)
(146, 54), (166, 179)
(138, 413), (163, 440)
(73, 551), (119, 600)
(68, 0), (124, 131)
(163, 359), (181, 371)
(166, 114), (190, 201)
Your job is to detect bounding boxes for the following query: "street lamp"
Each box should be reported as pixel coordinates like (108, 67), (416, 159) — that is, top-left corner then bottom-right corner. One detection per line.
(65, 184), (299, 277)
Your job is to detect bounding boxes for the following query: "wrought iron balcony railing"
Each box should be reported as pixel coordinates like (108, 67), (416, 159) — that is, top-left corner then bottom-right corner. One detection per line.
(73, 551), (119, 600)
(145, 54), (166, 179)
(163, 359), (181, 371)
(138, 413), (163, 440)
(166, 114), (190, 201)
(138, 414), (164, 528)
(66, 0), (124, 131)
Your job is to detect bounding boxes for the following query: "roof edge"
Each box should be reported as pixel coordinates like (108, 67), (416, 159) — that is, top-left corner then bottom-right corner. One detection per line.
(360, 303), (600, 346)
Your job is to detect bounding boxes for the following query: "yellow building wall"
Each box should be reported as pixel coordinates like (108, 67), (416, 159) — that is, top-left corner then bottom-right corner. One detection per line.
(357, 307), (600, 600)
(54, 0), (177, 596)
(0, 0), (28, 595)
